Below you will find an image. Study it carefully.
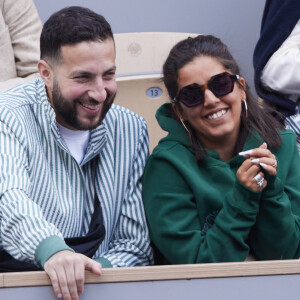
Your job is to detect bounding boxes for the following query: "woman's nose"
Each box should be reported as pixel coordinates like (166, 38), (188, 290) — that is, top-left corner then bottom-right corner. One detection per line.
(203, 88), (220, 106)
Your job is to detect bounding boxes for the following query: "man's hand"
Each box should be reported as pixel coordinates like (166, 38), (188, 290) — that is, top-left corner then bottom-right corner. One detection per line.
(44, 250), (102, 300)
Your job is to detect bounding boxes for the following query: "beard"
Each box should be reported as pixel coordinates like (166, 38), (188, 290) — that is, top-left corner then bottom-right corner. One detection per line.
(51, 79), (116, 130)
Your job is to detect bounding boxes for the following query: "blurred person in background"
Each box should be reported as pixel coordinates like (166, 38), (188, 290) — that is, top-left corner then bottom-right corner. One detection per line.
(0, 0), (42, 92)
(253, 0), (300, 151)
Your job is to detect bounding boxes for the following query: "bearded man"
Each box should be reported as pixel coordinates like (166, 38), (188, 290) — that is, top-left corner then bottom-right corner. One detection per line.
(0, 6), (153, 300)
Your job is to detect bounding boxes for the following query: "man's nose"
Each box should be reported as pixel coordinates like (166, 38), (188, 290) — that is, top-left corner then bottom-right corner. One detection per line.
(88, 78), (107, 101)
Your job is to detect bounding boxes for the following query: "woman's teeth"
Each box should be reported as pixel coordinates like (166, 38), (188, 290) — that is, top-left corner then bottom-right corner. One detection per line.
(207, 109), (227, 119)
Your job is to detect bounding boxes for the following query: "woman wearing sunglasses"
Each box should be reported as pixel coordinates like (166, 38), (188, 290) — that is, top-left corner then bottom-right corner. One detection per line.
(142, 35), (300, 264)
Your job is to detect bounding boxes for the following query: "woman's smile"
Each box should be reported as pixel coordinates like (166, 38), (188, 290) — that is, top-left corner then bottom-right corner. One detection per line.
(206, 108), (228, 120)
(177, 56), (246, 148)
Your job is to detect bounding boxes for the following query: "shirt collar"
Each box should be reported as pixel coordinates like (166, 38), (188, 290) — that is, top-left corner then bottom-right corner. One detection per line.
(36, 79), (108, 164)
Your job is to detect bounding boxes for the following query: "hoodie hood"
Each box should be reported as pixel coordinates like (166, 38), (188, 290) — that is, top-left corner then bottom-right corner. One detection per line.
(155, 103), (192, 149)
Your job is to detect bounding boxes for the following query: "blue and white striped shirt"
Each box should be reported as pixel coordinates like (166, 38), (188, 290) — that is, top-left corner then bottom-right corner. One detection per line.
(0, 79), (153, 267)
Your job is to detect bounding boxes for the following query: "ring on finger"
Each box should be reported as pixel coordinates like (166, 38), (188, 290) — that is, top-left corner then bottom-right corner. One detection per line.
(272, 156), (278, 169)
(254, 174), (264, 190)
(254, 173), (263, 183)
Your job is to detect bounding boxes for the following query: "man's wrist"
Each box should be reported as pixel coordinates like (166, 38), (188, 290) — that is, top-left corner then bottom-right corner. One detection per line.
(35, 236), (74, 268)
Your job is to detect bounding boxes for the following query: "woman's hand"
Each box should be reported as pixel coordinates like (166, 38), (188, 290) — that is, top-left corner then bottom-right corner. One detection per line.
(236, 156), (267, 192)
(239, 142), (277, 176)
(238, 142), (278, 192)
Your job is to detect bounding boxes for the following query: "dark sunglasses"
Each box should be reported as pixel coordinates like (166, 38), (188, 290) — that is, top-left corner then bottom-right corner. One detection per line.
(173, 72), (240, 107)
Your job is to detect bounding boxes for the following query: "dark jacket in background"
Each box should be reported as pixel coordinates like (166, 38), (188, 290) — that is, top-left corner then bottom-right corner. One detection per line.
(253, 0), (300, 117)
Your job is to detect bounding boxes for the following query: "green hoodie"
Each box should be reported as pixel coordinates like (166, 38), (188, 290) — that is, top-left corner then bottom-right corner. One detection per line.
(142, 103), (300, 264)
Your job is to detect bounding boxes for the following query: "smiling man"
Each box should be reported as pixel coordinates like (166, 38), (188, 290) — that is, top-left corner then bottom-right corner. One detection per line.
(0, 6), (153, 300)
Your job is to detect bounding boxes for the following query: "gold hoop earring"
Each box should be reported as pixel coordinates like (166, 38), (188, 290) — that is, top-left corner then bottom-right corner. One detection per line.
(173, 103), (190, 134)
(179, 117), (190, 133)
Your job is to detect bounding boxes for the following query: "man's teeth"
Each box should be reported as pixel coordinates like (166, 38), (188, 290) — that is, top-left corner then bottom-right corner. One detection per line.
(81, 103), (100, 110)
(207, 109), (227, 119)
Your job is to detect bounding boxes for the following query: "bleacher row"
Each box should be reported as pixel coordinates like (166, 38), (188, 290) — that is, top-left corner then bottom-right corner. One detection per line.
(1, 259), (300, 299)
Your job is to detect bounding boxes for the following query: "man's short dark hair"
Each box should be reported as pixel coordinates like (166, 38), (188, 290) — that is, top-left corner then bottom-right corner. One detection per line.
(40, 6), (114, 62)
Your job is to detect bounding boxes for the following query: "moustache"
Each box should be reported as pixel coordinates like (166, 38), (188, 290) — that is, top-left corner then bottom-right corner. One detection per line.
(76, 91), (115, 107)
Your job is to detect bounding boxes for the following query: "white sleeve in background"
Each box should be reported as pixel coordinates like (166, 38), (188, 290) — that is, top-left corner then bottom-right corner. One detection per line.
(261, 19), (300, 101)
